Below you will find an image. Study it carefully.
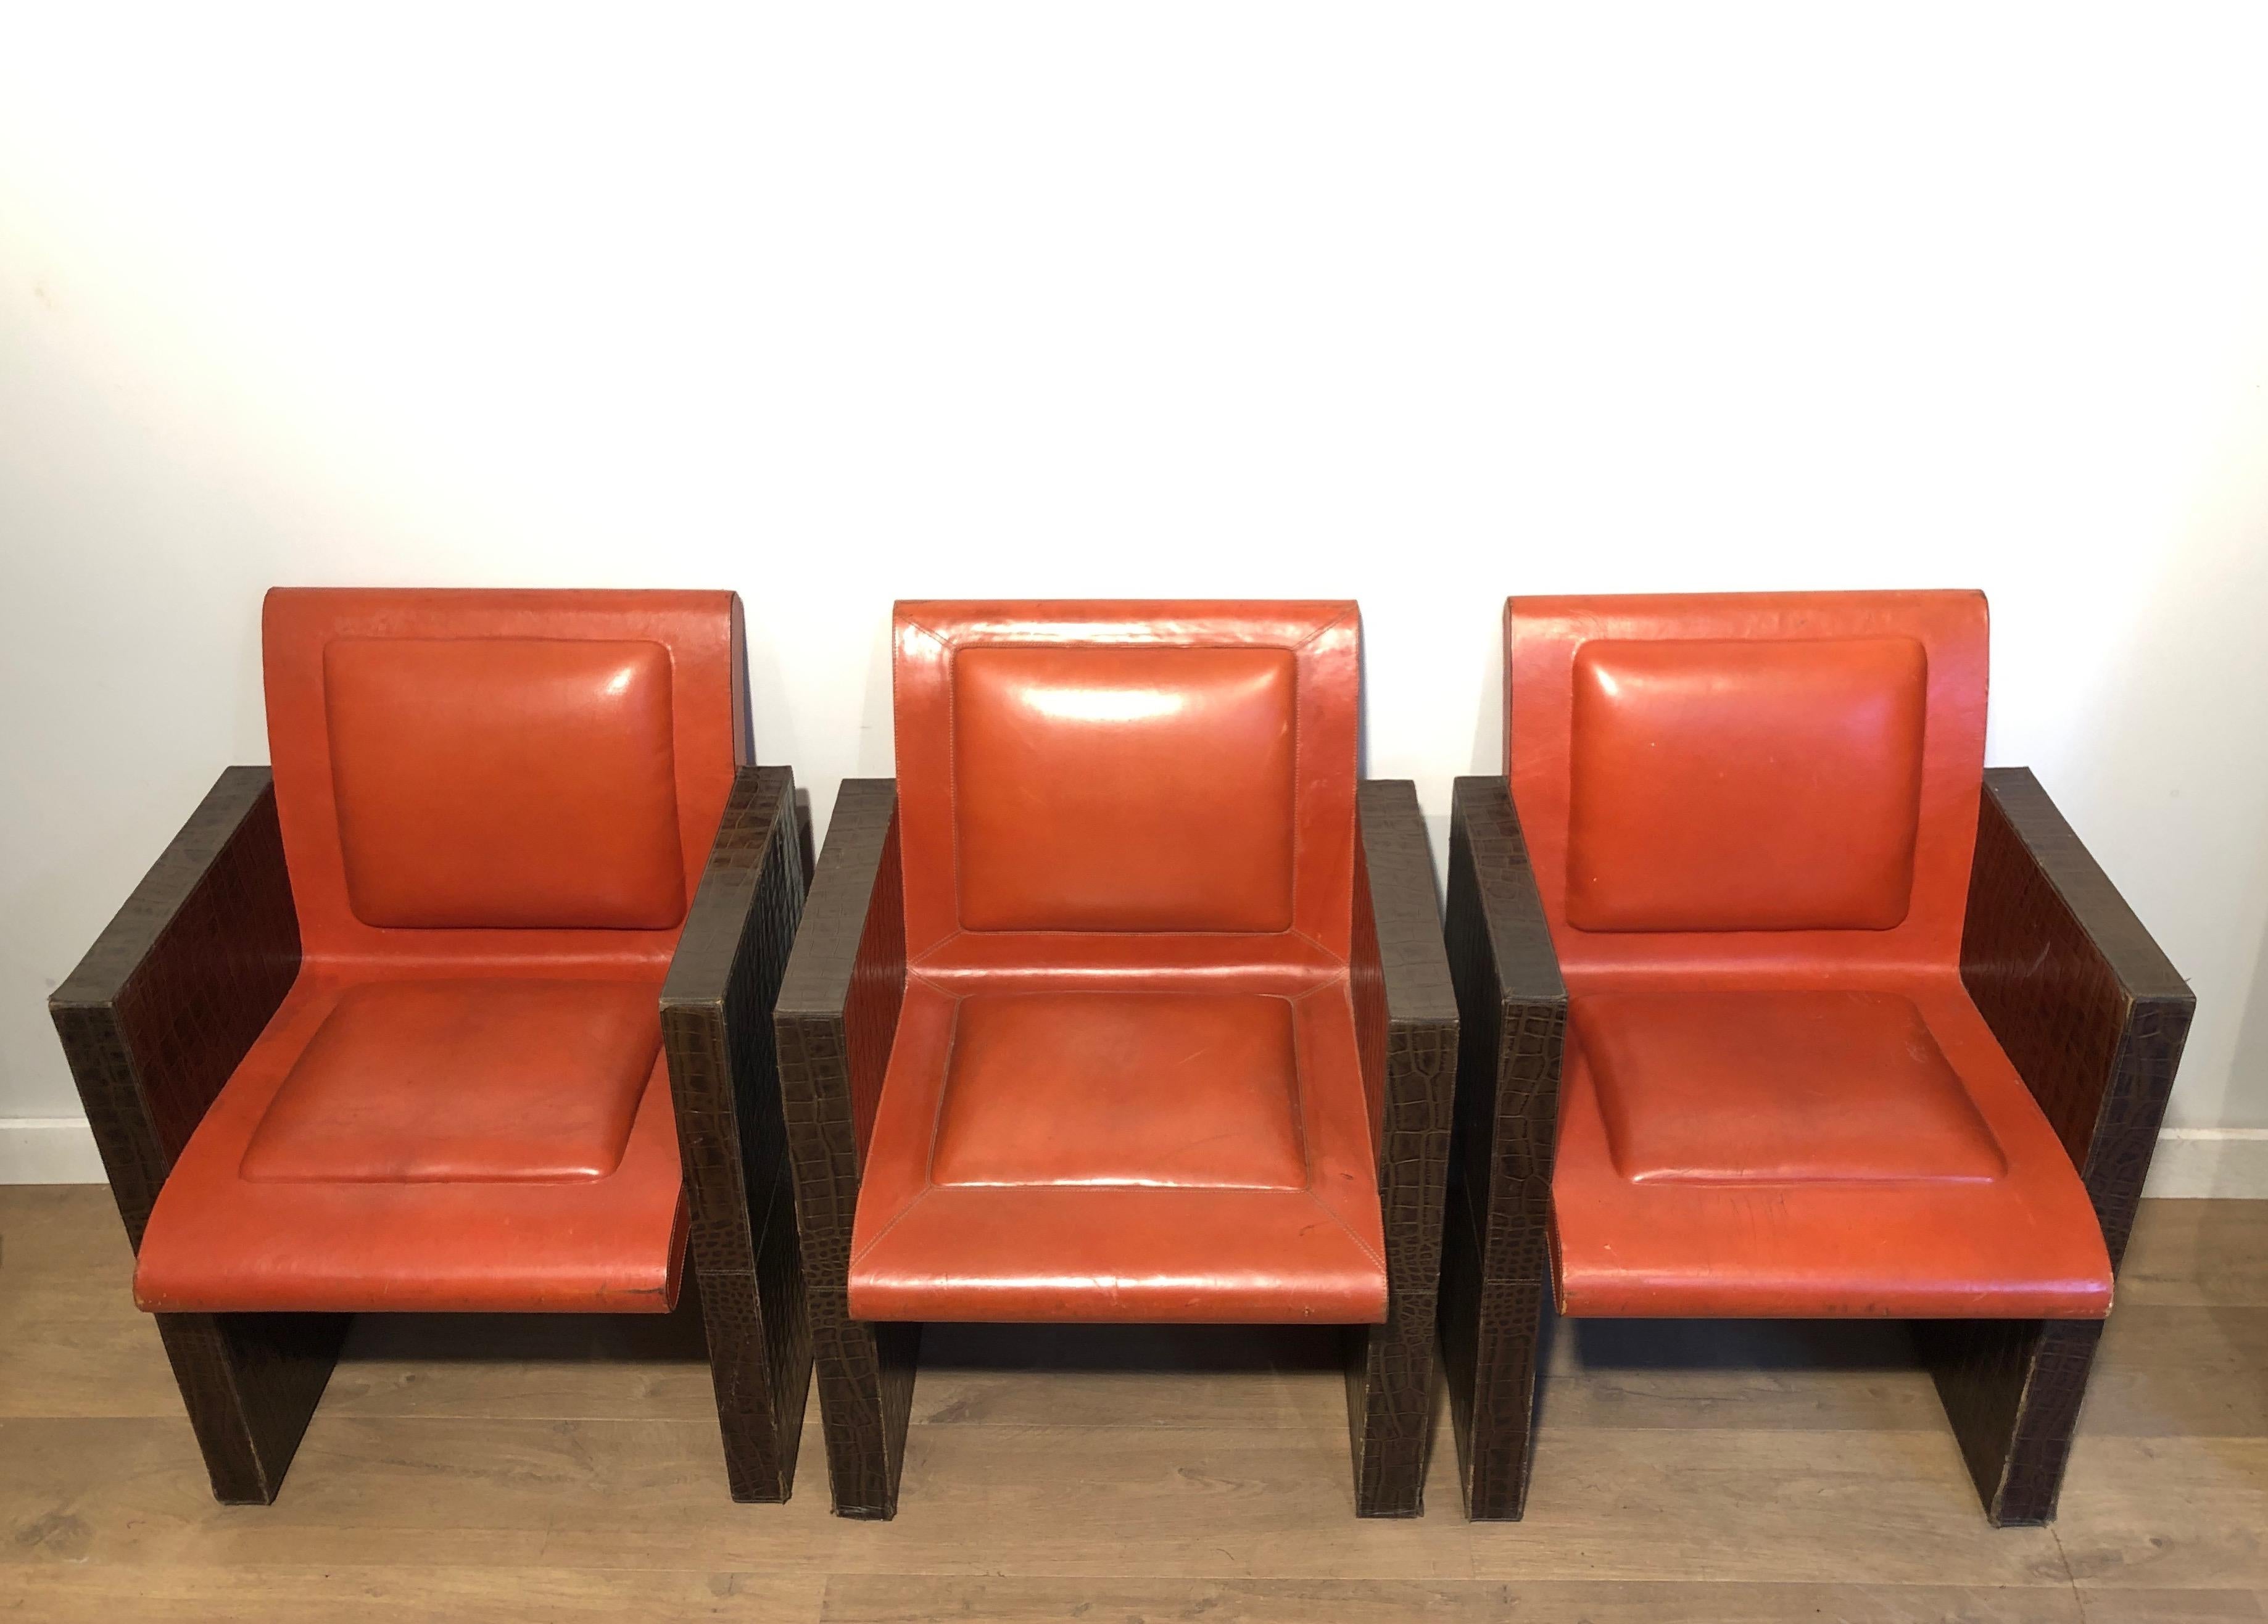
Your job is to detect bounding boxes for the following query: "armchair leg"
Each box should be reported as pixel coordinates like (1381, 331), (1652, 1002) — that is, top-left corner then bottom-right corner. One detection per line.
(155, 1310), (346, 1505)
(1438, 1185), (1547, 1520)
(1344, 1301), (1436, 1517)
(812, 1313), (919, 1519)
(1918, 1315), (2105, 1527)
(686, 1192), (811, 1502)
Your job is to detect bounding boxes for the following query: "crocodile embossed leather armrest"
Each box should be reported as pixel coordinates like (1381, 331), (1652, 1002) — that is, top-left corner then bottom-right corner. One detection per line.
(1438, 773), (1566, 1520)
(49, 766), (302, 1249)
(1346, 777), (1459, 1512)
(1959, 766), (2195, 1271)
(1444, 774), (1566, 1260)
(771, 776), (912, 1518)
(659, 763), (811, 1502)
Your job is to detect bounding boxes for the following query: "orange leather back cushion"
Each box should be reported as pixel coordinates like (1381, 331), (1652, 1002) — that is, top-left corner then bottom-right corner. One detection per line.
(323, 636), (686, 930)
(1507, 590), (1989, 977)
(952, 645), (1297, 932)
(1565, 636), (1927, 932)
(893, 600), (1362, 963)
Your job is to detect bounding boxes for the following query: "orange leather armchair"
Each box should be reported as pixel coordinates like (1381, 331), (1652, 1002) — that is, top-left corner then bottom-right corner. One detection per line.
(774, 601), (1458, 1517)
(1441, 590), (2193, 1525)
(49, 589), (811, 1504)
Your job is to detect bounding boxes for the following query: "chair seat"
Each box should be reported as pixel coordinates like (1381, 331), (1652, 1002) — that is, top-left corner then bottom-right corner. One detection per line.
(1550, 978), (2114, 1319)
(848, 981), (1387, 1323)
(135, 972), (687, 1315)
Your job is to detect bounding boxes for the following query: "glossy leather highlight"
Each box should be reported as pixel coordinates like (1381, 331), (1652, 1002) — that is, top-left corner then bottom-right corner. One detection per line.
(133, 589), (745, 1316)
(849, 601), (1386, 1324)
(1565, 636), (1927, 932)
(325, 637), (685, 930)
(1509, 591), (2114, 1320)
(953, 646), (1297, 933)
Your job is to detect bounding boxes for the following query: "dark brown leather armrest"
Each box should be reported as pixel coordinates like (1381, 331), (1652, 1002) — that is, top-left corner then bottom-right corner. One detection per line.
(1346, 779), (1459, 1513)
(659, 763), (813, 1501)
(1443, 776), (1566, 1282)
(771, 777), (911, 1517)
(774, 778), (906, 1235)
(1353, 778), (1457, 1204)
(48, 766), (301, 1248)
(1961, 766), (2195, 1269)
(661, 764), (806, 1280)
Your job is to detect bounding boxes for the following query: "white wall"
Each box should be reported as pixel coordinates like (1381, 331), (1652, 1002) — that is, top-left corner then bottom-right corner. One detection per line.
(4, 7), (2267, 1171)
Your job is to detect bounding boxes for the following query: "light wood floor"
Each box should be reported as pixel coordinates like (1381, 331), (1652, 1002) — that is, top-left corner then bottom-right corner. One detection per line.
(1, 1187), (2262, 1622)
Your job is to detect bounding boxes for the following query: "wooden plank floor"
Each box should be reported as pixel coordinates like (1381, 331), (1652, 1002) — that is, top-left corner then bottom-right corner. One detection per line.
(1, 1187), (2262, 1622)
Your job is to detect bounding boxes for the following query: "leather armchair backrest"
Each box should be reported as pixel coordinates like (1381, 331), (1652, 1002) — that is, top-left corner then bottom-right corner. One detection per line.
(264, 588), (746, 969)
(893, 601), (1360, 974)
(1505, 590), (1988, 979)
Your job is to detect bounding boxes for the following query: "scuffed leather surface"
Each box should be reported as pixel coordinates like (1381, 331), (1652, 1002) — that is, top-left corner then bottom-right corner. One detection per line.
(929, 992), (1307, 1190)
(136, 972), (690, 1314)
(1579, 989), (2005, 1185)
(239, 979), (660, 1183)
(848, 976), (1386, 1324)
(661, 764), (810, 1502)
(1552, 973), (2113, 1317)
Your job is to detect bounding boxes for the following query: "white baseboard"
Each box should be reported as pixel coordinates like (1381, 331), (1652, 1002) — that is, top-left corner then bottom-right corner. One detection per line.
(2140, 1127), (2268, 1199)
(1, 1116), (2262, 1195)
(0, 1117), (106, 1184)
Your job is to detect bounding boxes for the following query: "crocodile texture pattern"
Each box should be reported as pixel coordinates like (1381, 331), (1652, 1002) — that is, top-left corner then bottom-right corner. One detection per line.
(661, 764), (811, 1502)
(51, 768), (302, 1244)
(1924, 768), (2195, 1525)
(1439, 776), (1566, 1522)
(48, 767), (344, 1504)
(1342, 781), (1458, 1518)
(1960, 768), (2195, 1271)
(775, 779), (917, 1518)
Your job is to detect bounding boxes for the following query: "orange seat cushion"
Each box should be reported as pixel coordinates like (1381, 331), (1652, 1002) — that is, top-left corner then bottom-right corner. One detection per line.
(323, 635), (687, 930)
(135, 972), (687, 1315)
(1550, 977), (2114, 1319)
(848, 979), (1385, 1324)
(239, 980), (660, 1184)
(1564, 636), (1927, 933)
(932, 992), (1306, 1190)
(1579, 990), (2006, 1185)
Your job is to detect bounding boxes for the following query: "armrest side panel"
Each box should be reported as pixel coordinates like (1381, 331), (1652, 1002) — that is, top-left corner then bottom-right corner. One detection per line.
(663, 765), (805, 1272)
(1439, 774), (1566, 1521)
(1444, 776), (1566, 1282)
(49, 767), (301, 1248)
(660, 764), (809, 1501)
(774, 777), (914, 1518)
(1961, 766), (2195, 1270)
(1344, 779), (1458, 1515)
